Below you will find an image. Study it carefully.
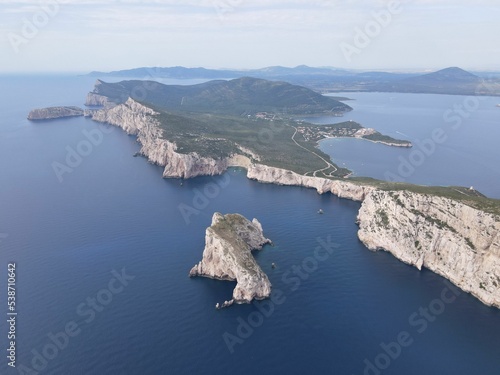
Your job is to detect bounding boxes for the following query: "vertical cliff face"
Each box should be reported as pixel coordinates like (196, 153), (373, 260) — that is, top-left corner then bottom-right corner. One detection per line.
(85, 80), (122, 107)
(89, 98), (250, 179)
(90, 97), (158, 133)
(85, 92), (117, 107)
(89, 97), (373, 201)
(88, 96), (500, 309)
(357, 190), (500, 308)
(247, 163), (374, 202)
(189, 213), (272, 304)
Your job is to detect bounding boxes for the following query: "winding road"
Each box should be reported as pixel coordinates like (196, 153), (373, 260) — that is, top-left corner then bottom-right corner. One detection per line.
(288, 125), (338, 178)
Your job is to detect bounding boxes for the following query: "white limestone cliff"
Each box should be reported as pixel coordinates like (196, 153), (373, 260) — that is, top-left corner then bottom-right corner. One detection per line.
(85, 92), (116, 107)
(85, 80), (120, 107)
(247, 163), (374, 202)
(88, 98), (371, 201)
(357, 190), (500, 308)
(189, 213), (272, 305)
(88, 97), (500, 309)
(89, 98), (251, 179)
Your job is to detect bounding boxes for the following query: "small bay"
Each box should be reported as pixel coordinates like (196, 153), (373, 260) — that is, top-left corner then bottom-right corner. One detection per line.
(304, 92), (500, 198)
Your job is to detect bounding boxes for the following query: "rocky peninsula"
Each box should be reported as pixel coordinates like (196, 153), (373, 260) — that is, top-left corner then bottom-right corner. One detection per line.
(297, 123), (413, 148)
(86, 97), (499, 308)
(189, 213), (272, 306)
(27, 77), (500, 309)
(27, 106), (85, 120)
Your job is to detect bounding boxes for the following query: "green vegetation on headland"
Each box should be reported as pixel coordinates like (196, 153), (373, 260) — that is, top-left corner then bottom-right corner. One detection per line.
(85, 77), (500, 214)
(296, 121), (412, 147)
(151, 110), (409, 176)
(92, 78), (410, 177)
(92, 77), (351, 116)
(153, 110), (348, 175)
(349, 177), (500, 216)
(27, 106), (84, 120)
(362, 133), (410, 146)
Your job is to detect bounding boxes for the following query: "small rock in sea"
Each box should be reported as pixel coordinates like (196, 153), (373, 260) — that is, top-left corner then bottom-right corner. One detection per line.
(189, 213), (272, 305)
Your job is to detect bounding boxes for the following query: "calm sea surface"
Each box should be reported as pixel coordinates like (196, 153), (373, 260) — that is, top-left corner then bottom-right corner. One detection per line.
(0, 76), (499, 375)
(307, 92), (500, 199)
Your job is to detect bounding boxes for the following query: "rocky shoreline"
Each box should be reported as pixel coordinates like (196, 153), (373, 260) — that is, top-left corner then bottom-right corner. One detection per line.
(189, 213), (272, 306)
(319, 135), (412, 149)
(358, 190), (500, 308)
(27, 106), (86, 121)
(29, 94), (500, 309)
(86, 96), (375, 200)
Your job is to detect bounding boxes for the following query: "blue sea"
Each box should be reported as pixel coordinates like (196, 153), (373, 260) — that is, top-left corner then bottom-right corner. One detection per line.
(311, 92), (500, 199)
(0, 75), (499, 375)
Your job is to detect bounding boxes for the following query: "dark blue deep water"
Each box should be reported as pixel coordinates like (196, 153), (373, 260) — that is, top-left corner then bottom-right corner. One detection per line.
(0, 76), (499, 375)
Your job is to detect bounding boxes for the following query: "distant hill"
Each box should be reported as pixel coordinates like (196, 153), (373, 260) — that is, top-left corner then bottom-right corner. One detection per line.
(374, 67), (485, 95)
(87, 65), (353, 80)
(91, 77), (352, 115)
(405, 67), (479, 83)
(323, 67), (499, 96)
(89, 66), (237, 79)
(87, 65), (500, 96)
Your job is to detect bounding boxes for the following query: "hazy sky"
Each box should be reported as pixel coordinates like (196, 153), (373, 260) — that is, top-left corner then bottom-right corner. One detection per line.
(1, 0), (499, 73)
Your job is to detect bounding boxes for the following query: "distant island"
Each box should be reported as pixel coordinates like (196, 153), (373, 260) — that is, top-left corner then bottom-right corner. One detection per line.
(27, 106), (85, 121)
(87, 66), (500, 97)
